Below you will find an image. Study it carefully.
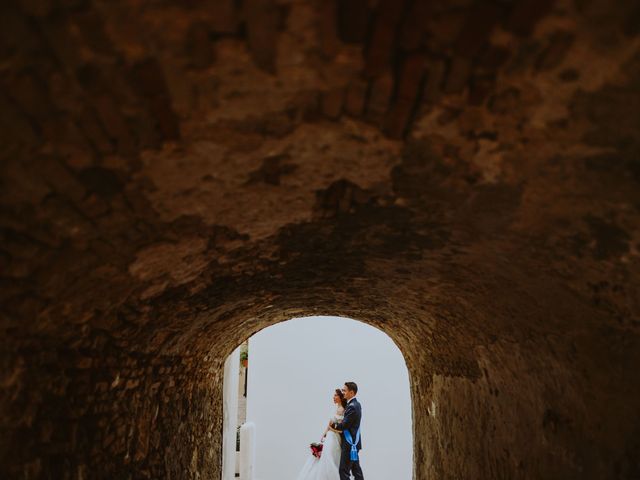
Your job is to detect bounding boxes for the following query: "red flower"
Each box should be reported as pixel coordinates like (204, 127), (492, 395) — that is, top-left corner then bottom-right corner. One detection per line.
(310, 442), (323, 458)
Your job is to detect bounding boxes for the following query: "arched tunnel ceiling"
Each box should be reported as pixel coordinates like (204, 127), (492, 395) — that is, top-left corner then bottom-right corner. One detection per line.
(0, 0), (637, 351)
(0, 0), (639, 478)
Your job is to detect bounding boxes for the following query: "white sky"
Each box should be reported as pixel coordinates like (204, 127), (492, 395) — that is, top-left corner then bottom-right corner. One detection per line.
(245, 316), (413, 480)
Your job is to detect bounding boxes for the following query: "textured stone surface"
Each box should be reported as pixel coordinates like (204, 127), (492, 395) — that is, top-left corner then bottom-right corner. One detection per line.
(1, 0), (639, 478)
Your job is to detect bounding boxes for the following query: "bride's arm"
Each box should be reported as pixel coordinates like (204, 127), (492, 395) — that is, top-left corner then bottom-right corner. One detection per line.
(327, 417), (341, 433)
(321, 418), (333, 439)
(332, 405), (355, 432)
(323, 415), (343, 438)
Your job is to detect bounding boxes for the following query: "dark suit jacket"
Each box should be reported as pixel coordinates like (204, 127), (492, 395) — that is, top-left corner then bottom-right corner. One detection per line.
(334, 398), (363, 450)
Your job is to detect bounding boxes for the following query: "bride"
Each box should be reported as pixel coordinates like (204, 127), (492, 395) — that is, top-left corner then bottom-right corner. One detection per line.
(295, 388), (347, 480)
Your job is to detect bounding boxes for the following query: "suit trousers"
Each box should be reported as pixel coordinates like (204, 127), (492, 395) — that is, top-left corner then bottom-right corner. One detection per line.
(339, 444), (364, 480)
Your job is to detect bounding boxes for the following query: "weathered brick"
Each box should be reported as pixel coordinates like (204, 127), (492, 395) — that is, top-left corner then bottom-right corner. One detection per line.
(129, 110), (162, 151)
(56, 0), (88, 8)
(422, 58), (446, 104)
(128, 58), (180, 141)
(128, 58), (170, 100)
(383, 54), (427, 138)
(469, 72), (496, 105)
(77, 166), (123, 200)
(337, 0), (369, 44)
(364, 0), (407, 77)
(488, 86), (521, 114)
(535, 31), (574, 72)
(206, 0), (238, 34)
(146, 96), (181, 141)
(398, 0), (431, 51)
(0, 94), (40, 147)
(36, 14), (82, 71)
(423, 8), (466, 48)
(288, 90), (321, 122)
(76, 106), (115, 155)
(72, 9), (116, 56)
(477, 45), (511, 71)
(76, 64), (135, 107)
(3, 70), (55, 123)
(37, 155), (86, 202)
(0, 7), (42, 57)
(42, 115), (94, 165)
(19, 0), (53, 17)
(344, 79), (368, 117)
(321, 87), (345, 120)
(244, 0), (279, 73)
(92, 95), (137, 156)
(186, 22), (215, 70)
(454, 2), (504, 58)
(365, 72), (394, 125)
(396, 53), (427, 103)
(384, 98), (415, 139)
(444, 56), (472, 94)
(507, 0), (555, 36)
(318, 0), (340, 58)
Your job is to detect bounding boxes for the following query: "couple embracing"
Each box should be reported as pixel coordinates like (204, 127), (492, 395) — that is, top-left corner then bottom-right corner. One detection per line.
(295, 382), (364, 480)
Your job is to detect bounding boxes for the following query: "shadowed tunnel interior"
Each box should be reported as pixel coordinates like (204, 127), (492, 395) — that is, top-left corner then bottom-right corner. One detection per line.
(1, 0), (639, 478)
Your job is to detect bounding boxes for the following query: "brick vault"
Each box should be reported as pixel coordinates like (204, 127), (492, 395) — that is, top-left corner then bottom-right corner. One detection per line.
(0, 0), (639, 478)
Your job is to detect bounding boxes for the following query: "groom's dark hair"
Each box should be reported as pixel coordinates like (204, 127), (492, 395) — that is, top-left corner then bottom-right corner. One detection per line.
(345, 382), (358, 394)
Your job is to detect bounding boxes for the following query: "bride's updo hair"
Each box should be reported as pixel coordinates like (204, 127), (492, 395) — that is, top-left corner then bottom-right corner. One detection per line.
(335, 388), (347, 408)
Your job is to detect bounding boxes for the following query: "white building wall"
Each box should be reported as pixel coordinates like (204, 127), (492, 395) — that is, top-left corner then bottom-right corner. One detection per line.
(222, 347), (240, 480)
(240, 422), (256, 480)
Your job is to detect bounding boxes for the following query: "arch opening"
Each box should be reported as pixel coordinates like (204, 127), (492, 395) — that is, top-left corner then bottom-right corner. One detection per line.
(222, 316), (414, 480)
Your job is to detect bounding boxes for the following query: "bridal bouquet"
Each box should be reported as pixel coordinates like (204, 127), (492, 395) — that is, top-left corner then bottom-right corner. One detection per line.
(309, 442), (323, 458)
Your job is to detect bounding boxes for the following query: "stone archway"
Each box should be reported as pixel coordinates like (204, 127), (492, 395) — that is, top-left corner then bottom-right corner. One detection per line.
(2, 220), (639, 479)
(1, 0), (640, 479)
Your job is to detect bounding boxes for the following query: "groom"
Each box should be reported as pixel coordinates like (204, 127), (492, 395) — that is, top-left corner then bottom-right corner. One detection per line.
(332, 382), (364, 480)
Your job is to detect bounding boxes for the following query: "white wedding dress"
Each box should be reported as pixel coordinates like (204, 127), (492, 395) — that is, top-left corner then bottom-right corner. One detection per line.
(295, 405), (344, 480)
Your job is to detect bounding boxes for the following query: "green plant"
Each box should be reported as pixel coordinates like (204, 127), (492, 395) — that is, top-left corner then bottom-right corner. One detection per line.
(240, 351), (248, 362)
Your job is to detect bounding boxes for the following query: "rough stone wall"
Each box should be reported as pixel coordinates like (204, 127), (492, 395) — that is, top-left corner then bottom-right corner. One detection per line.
(1, 340), (224, 479)
(1, 0), (639, 478)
